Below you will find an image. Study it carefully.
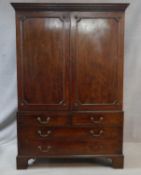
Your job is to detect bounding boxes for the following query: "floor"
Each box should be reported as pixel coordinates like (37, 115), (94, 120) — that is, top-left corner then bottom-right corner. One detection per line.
(0, 141), (141, 175)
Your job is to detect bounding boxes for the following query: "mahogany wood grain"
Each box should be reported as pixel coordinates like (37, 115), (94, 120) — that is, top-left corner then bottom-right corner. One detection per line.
(18, 112), (69, 127)
(18, 126), (122, 140)
(72, 111), (123, 126)
(15, 12), (70, 111)
(18, 139), (122, 156)
(71, 12), (124, 111)
(11, 3), (129, 12)
(11, 3), (129, 169)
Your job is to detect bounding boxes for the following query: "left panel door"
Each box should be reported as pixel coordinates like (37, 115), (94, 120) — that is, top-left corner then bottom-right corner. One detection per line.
(16, 12), (70, 110)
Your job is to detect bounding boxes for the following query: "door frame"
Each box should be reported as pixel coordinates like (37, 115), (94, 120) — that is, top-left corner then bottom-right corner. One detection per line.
(70, 11), (124, 111)
(16, 11), (71, 111)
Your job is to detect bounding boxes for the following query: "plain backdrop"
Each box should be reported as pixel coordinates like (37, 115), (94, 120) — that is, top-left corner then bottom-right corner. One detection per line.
(0, 0), (141, 145)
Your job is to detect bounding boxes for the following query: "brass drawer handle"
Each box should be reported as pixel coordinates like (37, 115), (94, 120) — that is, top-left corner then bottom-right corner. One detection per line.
(38, 145), (52, 152)
(38, 130), (52, 137)
(89, 129), (103, 137)
(90, 116), (104, 123)
(37, 117), (50, 124)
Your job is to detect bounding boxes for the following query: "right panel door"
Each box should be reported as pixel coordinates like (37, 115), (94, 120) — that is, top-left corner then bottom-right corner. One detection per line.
(71, 12), (124, 110)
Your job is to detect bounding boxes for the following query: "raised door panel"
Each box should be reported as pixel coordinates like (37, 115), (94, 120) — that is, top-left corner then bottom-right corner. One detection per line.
(71, 12), (124, 110)
(17, 12), (70, 110)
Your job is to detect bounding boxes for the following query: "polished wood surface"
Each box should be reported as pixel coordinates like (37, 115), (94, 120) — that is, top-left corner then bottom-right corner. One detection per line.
(19, 126), (122, 140)
(11, 3), (128, 11)
(16, 12), (70, 110)
(71, 13), (123, 110)
(72, 111), (123, 126)
(18, 112), (69, 126)
(23, 17), (67, 105)
(19, 139), (122, 156)
(12, 3), (129, 169)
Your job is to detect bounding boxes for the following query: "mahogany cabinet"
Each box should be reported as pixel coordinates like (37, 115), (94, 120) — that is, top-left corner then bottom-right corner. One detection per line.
(11, 3), (129, 169)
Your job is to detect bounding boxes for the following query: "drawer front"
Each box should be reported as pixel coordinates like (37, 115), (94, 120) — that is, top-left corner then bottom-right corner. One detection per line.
(72, 112), (123, 126)
(18, 126), (122, 141)
(19, 139), (122, 156)
(18, 112), (68, 127)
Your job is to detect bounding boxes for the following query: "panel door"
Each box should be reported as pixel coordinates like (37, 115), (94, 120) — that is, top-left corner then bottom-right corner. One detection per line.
(17, 12), (70, 110)
(71, 12), (124, 110)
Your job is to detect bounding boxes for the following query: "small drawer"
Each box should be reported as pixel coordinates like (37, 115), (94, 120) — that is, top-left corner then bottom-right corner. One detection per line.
(18, 112), (68, 127)
(72, 112), (123, 127)
(19, 139), (122, 156)
(19, 126), (122, 141)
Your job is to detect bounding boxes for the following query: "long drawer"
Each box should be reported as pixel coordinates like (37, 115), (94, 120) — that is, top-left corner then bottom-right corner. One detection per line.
(19, 139), (122, 156)
(72, 111), (123, 127)
(18, 126), (122, 140)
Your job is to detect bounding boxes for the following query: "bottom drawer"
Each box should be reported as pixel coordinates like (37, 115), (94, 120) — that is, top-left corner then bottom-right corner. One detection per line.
(19, 139), (122, 156)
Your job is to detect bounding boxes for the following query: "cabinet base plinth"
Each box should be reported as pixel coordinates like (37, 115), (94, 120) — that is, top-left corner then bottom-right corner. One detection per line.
(111, 155), (124, 168)
(17, 156), (29, 169)
(16, 155), (124, 169)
